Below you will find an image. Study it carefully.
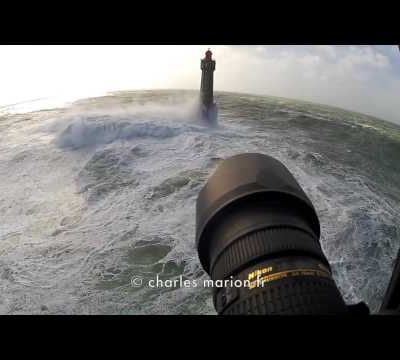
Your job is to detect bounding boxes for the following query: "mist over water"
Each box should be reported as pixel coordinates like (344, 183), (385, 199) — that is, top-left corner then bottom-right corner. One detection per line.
(0, 90), (399, 314)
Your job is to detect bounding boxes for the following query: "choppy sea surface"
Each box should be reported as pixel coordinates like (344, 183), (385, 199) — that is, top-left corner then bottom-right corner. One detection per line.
(0, 89), (399, 314)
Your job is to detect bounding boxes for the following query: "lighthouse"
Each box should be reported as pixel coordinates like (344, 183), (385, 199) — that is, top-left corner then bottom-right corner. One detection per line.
(200, 49), (218, 123)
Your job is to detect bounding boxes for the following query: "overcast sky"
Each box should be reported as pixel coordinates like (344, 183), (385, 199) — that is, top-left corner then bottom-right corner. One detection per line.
(0, 45), (399, 124)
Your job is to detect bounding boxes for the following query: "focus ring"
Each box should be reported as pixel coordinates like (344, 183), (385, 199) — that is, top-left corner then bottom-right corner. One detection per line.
(211, 227), (329, 281)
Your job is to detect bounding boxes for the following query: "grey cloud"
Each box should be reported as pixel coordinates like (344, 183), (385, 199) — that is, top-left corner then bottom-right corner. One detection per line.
(210, 45), (399, 124)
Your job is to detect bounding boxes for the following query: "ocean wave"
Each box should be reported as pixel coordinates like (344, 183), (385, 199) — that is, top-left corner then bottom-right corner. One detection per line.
(56, 118), (184, 149)
(2, 90), (400, 314)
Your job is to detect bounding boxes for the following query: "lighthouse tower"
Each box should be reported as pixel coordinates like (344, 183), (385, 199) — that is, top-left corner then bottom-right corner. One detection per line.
(200, 49), (217, 123)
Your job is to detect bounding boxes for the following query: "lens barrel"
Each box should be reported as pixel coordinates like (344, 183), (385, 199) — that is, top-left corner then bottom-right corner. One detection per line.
(196, 153), (348, 314)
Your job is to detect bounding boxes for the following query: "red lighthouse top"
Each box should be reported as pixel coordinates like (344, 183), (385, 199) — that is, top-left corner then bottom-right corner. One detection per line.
(205, 49), (212, 61)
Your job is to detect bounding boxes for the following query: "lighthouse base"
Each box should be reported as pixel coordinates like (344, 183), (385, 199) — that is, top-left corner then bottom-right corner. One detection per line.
(200, 102), (218, 125)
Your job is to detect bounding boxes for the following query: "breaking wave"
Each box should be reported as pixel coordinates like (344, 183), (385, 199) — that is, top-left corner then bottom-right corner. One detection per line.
(1, 90), (400, 314)
(57, 119), (184, 149)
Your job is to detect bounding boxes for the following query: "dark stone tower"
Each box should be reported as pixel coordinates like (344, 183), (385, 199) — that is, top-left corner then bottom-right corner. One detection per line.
(200, 49), (217, 123)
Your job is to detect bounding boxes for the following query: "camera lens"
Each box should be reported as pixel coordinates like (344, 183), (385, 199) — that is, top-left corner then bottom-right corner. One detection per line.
(196, 153), (348, 314)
